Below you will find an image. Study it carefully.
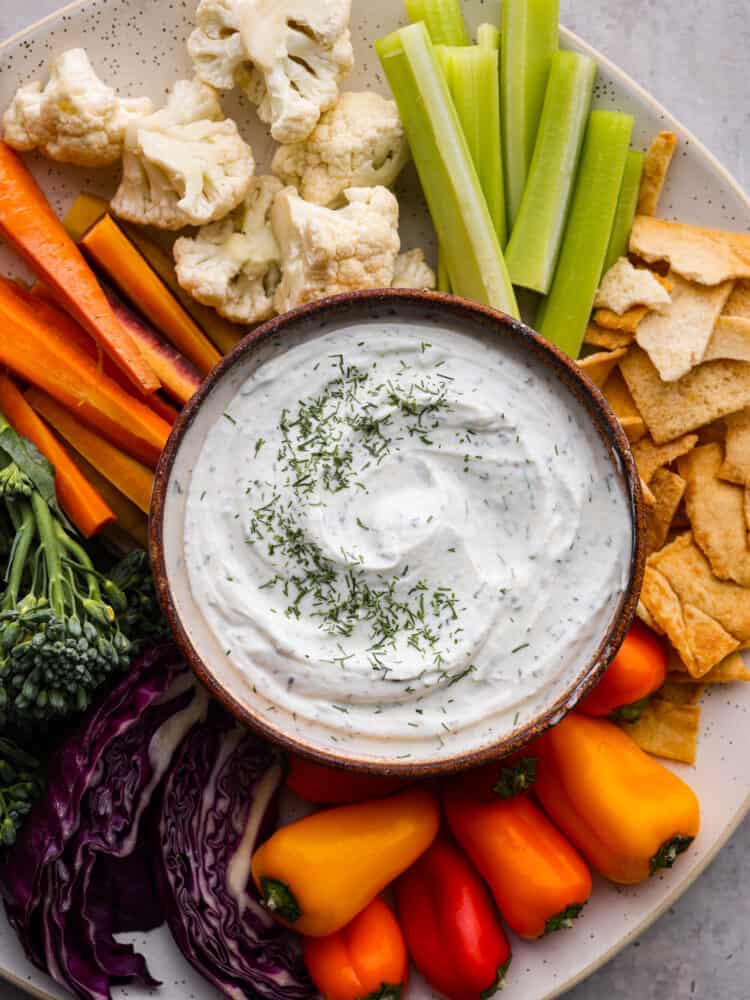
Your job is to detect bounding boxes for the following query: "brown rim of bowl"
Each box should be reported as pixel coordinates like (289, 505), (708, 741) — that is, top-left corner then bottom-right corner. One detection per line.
(150, 289), (647, 777)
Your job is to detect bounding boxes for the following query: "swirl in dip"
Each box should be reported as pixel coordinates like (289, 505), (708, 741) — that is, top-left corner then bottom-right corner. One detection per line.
(185, 317), (633, 762)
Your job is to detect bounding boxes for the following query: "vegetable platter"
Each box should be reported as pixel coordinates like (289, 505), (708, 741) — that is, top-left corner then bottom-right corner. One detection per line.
(0, 1), (749, 1000)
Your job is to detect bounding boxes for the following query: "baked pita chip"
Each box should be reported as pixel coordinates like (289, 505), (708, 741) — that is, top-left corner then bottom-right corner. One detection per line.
(620, 348), (750, 444)
(641, 478), (657, 507)
(594, 306), (648, 333)
(636, 274), (734, 382)
(595, 258), (672, 315)
(637, 131), (678, 216)
(720, 410), (750, 486)
(705, 316), (750, 364)
(632, 432), (698, 483)
(657, 678), (705, 704)
(649, 532), (750, 645)
(620, 416), (647, 444)
(630, 216), (750, 286)
(577, 349), (628, 389)
(637, 600), (662, 633)
(646, 468), (686, 554)
(584, 325), (636, 351)
(696, 419), (727, 446)
(670, 651), (750, 684)
(724, 279), (750, 319)
(679, 444), (750, 586)
(619, 699), (700, 765)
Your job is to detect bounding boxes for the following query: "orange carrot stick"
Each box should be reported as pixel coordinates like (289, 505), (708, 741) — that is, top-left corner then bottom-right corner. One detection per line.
(27, 281), (180, 424)
(0, 277), (170, 468)
(81, 215), (222, 375)
(25, 390), (154, 514)
(0, 142), (160, 394)
(69, 452), (149, 549)
(0, 374), (115, 538)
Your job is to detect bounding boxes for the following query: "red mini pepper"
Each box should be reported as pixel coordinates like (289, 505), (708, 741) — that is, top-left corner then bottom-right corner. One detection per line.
(285, 754), (406, 805)
(302, 897), (408, 1000)
(578, 619), (668, 721)
(395, 837), (511, 1000)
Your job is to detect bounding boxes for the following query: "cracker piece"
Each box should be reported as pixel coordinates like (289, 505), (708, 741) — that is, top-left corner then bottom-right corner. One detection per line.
(705, 316), (750, 363)
(620, 416), (647, 444)
(619, 699), (700, 765)
(649, 532), (750, 646)
(670, 651), (750, 685)
(720, 410), (750, 487)
(630, 216), (750, 286)
(641, 478), (656, 507)
(595, 257), (672, 315)
(657, 679), (705, 704)
(679, 444), (750, 585)
(594, 306), (648, 333)
(631, 432), (699, 483)
(577, 349), (628, 389)
(584, 325), (636, 351)
(724, 279), (750, 319)
(696, 419), (726, 446)
(637, 131), (678, 216)
(637, 600), (662, 633)
(603, 369), (640, 417)
(636, 274), (734, 382)
(620, 348), (750, 444)
(646, 468), (686, 554)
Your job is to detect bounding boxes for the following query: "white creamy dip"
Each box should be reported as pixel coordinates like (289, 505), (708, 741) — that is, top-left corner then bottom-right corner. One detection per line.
(185, 318), (632, 759)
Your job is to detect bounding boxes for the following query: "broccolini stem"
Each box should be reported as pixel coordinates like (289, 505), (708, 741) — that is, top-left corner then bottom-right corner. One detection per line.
(2, 500), (35, 612)
(31, 492), (66, 618)
(54, 525), (103, 603)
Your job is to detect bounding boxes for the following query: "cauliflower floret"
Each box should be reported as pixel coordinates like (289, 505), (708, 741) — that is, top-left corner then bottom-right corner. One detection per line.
(271, 92), (410, 207)
(1, 48), (153, 166)
(189, 0), (354, 145)
(392, 250), (437, 291)
(173, 175), (283, 324)
(271, 186), (401, 313)
(111, 78), (255, 230)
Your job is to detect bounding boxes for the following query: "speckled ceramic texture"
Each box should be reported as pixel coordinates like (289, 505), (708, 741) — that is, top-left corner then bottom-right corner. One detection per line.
(150, 290), (646, 777)
(1, 2), (749, 1000)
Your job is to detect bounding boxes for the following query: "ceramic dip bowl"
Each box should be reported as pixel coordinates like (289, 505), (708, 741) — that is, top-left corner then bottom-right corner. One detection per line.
(151, 291), (646, 777)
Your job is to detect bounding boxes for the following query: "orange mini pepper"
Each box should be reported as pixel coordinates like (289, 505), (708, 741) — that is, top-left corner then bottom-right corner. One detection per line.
(302, 897), (408, 1000)
(534, 712), (700, 885)
(285, 754), (406, 804)
(442, 786), (592, 940)
(251, 787), (439, 937)
(578, 620), (668, 721)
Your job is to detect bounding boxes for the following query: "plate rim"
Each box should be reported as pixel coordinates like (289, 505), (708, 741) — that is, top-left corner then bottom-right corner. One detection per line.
(0, 3), (748, 999)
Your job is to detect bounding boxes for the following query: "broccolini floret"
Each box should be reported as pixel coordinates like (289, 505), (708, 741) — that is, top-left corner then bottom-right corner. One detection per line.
(0, 736), (43, 845)
(0, 446), (131, 724)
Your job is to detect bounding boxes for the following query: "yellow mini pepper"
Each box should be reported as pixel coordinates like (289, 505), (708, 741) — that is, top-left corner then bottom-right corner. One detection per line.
(251, 786), (440, 937)
(534, 712), (700, 885)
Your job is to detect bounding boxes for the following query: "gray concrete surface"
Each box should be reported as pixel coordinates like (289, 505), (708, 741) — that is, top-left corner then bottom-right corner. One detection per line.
(0, 1), (748, 998)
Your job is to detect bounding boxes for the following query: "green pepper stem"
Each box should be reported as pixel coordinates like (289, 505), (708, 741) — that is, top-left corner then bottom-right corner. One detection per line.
(480, 958), (511, 999)
(650, 835), (694, 875)
(544, 902), (585, 935)
(493, 758), (538, 799)
(363, 984), (403, 1000)
(260, 877), (301, 923)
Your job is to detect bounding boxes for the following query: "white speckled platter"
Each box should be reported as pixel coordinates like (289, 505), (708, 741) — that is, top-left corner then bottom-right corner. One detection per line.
(1, 2), (749, 1000)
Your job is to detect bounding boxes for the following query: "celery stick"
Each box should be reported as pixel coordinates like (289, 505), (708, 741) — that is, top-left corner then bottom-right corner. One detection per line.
(376, 24), (518, 316)
(603, 150), (644, 273)
(404, 0), (469, 46)
(437, 249), (452, 293)
(537, 111), (634, 358)
(502, 0), (559, 228)
(477, 23), (501, 50)
(505, 51), (596, 295)
(438, 45), (507, 247)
